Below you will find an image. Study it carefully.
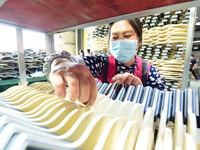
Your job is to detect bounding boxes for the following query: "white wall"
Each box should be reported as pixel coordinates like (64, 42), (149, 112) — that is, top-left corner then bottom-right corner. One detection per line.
(0, 25), (17, 52)
(0, 24), (45, 52)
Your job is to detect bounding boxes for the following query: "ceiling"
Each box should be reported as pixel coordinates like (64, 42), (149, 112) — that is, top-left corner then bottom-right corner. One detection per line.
(0, 0), (199, 33)
(0, 0), (200, 51)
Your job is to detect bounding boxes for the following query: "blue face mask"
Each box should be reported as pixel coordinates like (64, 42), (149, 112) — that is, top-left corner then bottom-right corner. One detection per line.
(110, 39), (138, 63)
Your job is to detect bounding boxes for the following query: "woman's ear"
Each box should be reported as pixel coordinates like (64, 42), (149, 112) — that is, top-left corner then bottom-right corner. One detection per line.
(137, 41), (141, 51)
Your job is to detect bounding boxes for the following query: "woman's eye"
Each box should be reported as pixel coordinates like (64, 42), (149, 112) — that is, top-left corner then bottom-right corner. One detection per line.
(125, 35), (131, 38)
(112, 37), (118, 40)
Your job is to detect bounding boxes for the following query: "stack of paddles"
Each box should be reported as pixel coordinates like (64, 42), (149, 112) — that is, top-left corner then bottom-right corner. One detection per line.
(148, 59), (184, 91)
(92, 24), (109, 53)
(0, 82), (199, 150)
(138, 12), (189, 92)
(141, 24), (188, 49)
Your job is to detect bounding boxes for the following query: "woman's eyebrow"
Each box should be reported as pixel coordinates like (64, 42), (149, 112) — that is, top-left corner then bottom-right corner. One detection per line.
(123, 30), (135, 34)
(111, 33), (118, 36)
(111, 30), (135, 35)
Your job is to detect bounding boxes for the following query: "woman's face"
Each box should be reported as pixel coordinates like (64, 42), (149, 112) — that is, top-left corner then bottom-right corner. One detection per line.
(110, 20), (139, 43)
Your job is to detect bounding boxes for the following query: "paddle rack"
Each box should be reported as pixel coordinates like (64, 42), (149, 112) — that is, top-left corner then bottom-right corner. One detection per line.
(137, 8), (196, 91)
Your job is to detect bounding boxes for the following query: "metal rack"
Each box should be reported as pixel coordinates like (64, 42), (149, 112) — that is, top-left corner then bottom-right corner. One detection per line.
(182, 7), (197, 89)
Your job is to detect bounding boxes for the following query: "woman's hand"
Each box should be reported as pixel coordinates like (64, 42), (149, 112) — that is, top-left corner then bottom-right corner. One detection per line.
(112, 72), (143, 86)
(49, 58), (97, 105)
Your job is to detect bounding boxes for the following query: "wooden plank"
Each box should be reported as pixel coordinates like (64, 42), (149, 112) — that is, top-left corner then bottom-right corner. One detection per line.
(0, 0), (195, 32)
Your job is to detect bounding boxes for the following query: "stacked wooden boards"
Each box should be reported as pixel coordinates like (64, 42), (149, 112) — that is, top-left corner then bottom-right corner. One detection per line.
(138, 9), (190, 91)
(0, 51), (45, 80)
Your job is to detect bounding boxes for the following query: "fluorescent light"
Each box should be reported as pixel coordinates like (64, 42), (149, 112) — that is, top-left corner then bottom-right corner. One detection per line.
(196, 22), (200, 26)
(193, 47), (198, 49)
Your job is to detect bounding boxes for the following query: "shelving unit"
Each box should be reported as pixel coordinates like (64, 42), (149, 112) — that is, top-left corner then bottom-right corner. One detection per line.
(0, 1), (200, 149)
(0, 50), (46, 80)
(0, 0), (199, 86)
(137, 8), (196, 91)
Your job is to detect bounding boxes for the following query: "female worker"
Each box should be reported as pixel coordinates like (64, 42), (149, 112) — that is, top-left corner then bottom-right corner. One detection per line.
(78, 49), (84, 57)
(43, 18), (165, 105)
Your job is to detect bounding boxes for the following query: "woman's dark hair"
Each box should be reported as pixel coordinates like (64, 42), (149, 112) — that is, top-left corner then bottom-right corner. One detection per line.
(108, 18), (142, 43)
(79, 49), (84, 56)
(191, 54), (195, 57)
(87, 49), (90, 53)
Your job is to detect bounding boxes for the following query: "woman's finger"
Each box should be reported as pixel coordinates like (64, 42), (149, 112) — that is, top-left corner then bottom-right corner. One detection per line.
(87, 73), (98, 105)
(49, 73), (67, 99)
(72, 65), (95, 104)
(131, 77), (143, 86)
(124, 74), (135, 86)
(64, 72), (80, 101)
(77, 74), (90, 103)
(50, 61), (98, 106)
(112, 73), (130, 84)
